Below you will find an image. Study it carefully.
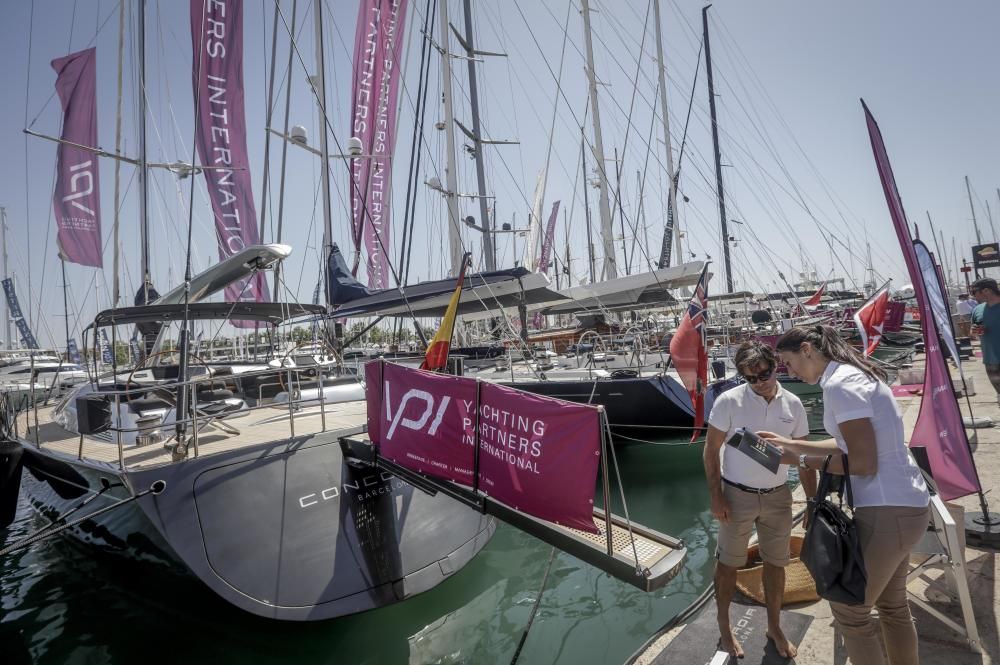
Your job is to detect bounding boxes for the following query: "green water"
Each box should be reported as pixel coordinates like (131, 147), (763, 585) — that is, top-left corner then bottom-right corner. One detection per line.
(0, 398), (825, 665)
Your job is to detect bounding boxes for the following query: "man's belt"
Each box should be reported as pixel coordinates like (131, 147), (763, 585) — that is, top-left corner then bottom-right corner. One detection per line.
(722, 478), (783, 495)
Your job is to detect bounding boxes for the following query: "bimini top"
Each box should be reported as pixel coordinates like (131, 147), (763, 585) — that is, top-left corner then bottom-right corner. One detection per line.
(86, 302), (327, 329)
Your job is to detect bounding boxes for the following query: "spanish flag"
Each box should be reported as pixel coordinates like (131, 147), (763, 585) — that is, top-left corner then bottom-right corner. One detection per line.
(421, 254), (471, 371)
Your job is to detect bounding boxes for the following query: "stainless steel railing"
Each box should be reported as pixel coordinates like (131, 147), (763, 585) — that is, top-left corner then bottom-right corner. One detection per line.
(28, 363), (366, 470)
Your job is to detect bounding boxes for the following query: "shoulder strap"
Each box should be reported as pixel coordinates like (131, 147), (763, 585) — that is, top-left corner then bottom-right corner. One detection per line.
(815, 455), (835, 499)
(841, 455), (854, 509)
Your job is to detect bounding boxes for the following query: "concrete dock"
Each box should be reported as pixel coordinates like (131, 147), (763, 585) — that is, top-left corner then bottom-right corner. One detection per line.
(634, 343), (1000, 664)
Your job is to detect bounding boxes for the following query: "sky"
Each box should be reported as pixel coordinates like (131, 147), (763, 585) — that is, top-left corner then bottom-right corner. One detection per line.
(1, 0), (999, 349)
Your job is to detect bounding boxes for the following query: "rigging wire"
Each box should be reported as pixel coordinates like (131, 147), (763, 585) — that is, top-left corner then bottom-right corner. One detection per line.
(398, 0), (436, 286)
(22, 0), (36, 333)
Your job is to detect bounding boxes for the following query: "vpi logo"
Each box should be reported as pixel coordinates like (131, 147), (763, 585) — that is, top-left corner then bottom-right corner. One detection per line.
(384, 381), (452, 440)
(63, 160), (96, 215)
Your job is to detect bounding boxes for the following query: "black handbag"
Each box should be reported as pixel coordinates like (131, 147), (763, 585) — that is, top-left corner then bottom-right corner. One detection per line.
(800, 455), (868, 605)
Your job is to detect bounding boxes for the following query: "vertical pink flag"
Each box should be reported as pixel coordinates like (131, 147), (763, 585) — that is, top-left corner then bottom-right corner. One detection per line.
(532, 201), (561, 328)
(535, 201), (561, 273)
(350, 0), (410, 288)
(864, 101), (980, 500)
(191, 0), (269, 317)
(52, 47), (103, 268)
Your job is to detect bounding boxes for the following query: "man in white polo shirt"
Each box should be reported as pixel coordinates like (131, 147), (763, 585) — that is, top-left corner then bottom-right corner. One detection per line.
(703, 341), (816, 659)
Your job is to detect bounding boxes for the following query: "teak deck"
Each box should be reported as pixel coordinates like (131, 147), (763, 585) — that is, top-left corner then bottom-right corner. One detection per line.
(21, 400), (369, 470)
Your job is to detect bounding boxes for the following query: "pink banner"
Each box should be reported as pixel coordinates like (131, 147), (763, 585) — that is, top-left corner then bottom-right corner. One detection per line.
(350, 0), (409, 289)
(864, 101), (980, 500)
(191, 0), (269, 317)
(477, 381), (601, 531)
(52, 48), (103, 268)
(536, 201), (561, 273)
(367, 361), (601, 532)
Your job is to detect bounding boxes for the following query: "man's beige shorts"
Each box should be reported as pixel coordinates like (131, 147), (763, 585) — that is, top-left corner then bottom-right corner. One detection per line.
(716, 483), (793, 568)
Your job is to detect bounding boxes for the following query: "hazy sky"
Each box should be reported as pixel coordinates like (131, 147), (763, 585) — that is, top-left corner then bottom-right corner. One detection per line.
(2, 0), (999, 349)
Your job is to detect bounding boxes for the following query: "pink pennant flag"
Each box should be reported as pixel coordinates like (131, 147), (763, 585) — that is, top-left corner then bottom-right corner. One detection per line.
(350, 0), (410, 288)
(191, 0), (269, 321)
(52, 47), (103, 268)
(864, 100), (980, 500)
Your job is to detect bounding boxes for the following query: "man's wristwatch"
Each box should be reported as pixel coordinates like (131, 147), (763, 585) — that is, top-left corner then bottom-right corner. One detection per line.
(799, 454), (809, 470)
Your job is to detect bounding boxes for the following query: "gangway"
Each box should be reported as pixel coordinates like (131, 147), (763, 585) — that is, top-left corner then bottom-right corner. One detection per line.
(340, 434), (687, 592)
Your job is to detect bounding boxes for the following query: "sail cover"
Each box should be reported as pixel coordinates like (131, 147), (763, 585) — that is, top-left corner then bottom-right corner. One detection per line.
(864, 101), (980, 501)
(350, 0), (410, 288)
(191, 0), (269, 315)
(367, 360), (601, 533)
(51, 47), (103, 268)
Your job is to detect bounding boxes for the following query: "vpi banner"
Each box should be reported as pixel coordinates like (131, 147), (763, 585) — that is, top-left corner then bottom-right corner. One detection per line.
(129, 336), (142, 365)
(15, 318), (38, 350)
(99, 329), (113, 364)
(190, 0), (269, 316)
(4, 277), (38, 348)
(366, 360), (601, 532)
(51, 47), (103, 268)
(67, 337), (82, 364)
(2, 278), (24, 320)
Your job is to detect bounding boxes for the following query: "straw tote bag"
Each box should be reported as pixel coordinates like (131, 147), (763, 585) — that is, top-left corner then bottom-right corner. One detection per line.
(800, 455), (868, 605)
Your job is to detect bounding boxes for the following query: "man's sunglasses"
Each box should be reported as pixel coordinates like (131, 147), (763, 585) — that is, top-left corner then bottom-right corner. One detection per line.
(742, 369), (774, 384)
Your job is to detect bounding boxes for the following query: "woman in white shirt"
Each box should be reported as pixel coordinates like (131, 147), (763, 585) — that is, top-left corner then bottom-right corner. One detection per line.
(759, 324), (930, 665)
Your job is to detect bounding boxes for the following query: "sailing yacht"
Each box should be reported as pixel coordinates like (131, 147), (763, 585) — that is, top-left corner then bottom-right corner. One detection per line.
(1, 0), (497, 622)
(5, 253), (495, 621)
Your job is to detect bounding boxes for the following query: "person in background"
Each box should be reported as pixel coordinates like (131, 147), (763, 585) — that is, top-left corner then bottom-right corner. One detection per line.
(703, 341), (816, 659)
(955, 293), (975, 338)
(956, 292), (976, 316)
(969, 277), (1000, 405)
(759, 325), (930, 665)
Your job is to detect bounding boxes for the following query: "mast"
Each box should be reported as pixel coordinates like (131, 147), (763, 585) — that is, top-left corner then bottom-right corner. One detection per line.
(459, 0), (495, 270)
(438, 0), (464, 277)
(1, 207), (10, 349)
(580, 0), (617, 280)
(138, 0), (151, 300)
(652, 0), (681, 267)
(926, 211), (947, 283)
(638, 169), (651, 267)
(939, 229), (952, 286)
(581, 127), (596, 284)
(111, 0), (125, 305)
(60, 257), (70, 356)
(564, 206), (572, 288)
(986, 200), (997, 243)
(614, 148), (629, 275)
(272, 0), (298, 300)
(314, 0), (334, 281)
(865, 241), (874, 295)
(702, 4), (733, 292)
(953, 236), (959, 283)
(965, 175), (982, 246)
